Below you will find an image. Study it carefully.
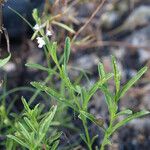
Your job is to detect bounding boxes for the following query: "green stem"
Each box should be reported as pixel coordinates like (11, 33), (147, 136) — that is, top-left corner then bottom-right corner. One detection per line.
(82, 120), (92, 150)
(100, 134), (107, 150)
(100, 116), (114, 150)
(44, 46), (51, 72)
(29, 44), (52, 105)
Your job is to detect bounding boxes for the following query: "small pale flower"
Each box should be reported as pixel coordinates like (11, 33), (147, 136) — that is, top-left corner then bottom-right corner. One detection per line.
(33, 24), (41, 30)
(36, 37), (46, 48)
(46, 30), (52, 36)
(33, 24), (45, 30)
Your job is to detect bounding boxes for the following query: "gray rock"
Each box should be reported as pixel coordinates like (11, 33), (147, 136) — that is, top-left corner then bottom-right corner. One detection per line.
(73, 54), (99, 71)
(110, 6), (150, 35)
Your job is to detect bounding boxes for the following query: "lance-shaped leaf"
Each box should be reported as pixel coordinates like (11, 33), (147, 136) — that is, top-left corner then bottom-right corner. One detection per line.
(40, 105), (57, 132)
(81, 87), (88, 110)
(84, 73), (113, 107)
(38, 105), (57, 142)
(80, 134), (88, 146)
(51, 140), (60, 150)
(110, 110), (150, 136)
(52, 21), (75, 34)
(21, 97), (30, 112)
(98, 62), (106, 79)
(17, 122), (31, 141)
(51, 42), (58, 64)
(100, 86), (113, 109)
(64, 37), (71, 65)
(80, 110), (104, 128)
(117, 66), (147, 101)
(0, 54), (11, 68)
(111, 56), (121, 95)
(91, 135), (99, 146)
(32, 9), (39, 22)
(31, 82), (77, 111)
(60, 65), (75, 91)
(24, 117), (37, 132)
(26, 63), (48, 71)
(115, 109), (133, 118)
(7, 135), (29, 149)
(98, 62), (116, 114)
(49, 132), (62, 145)
(25, 63), (57, 75)
(88, 73), (113, 97)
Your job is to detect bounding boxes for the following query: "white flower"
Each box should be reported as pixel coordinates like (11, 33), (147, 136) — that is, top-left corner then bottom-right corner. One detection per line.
(33, 24), (41, 30)
(33, 24), (45, 30)
(46, 30), (52, 36)
(36, 37), (46, 48)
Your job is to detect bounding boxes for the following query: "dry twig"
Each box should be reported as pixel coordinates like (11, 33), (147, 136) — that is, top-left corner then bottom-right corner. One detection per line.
(73, 40), (150, 51)
(72, 0), (106, 42)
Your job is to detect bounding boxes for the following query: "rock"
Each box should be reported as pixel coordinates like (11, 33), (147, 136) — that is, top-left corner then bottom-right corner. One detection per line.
(109, 6), (150, 35)
(118, 123), (150, 150)
(72, 54), (99, 71)
(141, 92), (150, 110)
(115, 25), (150, 79)
(125, 25), (150, 48)
(2, 62), (16, 72)
(129, 118), (150, 131)
(100, 0), (129, 29)
(101, 11), (119, 29)
(76, 2), (95, 18)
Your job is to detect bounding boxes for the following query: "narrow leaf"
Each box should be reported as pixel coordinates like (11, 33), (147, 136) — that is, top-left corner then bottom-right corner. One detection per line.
(7, 135), (29, 148)
(51, 140), (60, 150)
(21, 97), (30, 112)
(51, 42), (59, 66)
(24, 117), (37, 132)
(52, 21), (75, 33)
(32, 9), (39, 22)
(116, 109), (133, 117)
(25, 63), (56, 74)
(38, 106), (57, 142)
(80, 134), (88, 145)
(0, 54), (11, 68)
(64, 37), (71, 65)
(80, 110), (104, 128)
(111, 56), (121, 94)
(98, 62), (105, 79)
(98, 63), (115, 113)
(111, 110), (150, 135)
(91, 135), (98, 145)
(49, 132), (62, 145)
(60, 65), (75, 91)
(86, 73), (113, 104)
(17, 122), (31, 141)
(31, 82), (76, 111)
(100, 85), (113, 107)
(117, 66), (147, 100)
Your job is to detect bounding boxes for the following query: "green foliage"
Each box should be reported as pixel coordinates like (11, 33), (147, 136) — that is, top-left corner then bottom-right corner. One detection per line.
(7, 98), (60, 150)
(117, 66), (147, 100)
(30, 27), (149, 149)
(0, 54), (11, 68)
(98, 57), (149, 150)
(0, 6), (149, 150)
